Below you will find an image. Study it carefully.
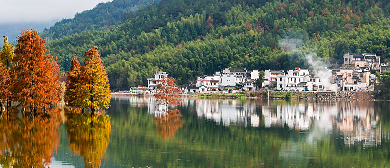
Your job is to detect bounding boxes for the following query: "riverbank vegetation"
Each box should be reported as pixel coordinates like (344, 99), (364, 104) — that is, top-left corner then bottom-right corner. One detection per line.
(375, 71), (390, 100)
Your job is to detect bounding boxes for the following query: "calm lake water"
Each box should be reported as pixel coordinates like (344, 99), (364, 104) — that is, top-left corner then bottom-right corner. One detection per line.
(2, 95), (390, 167)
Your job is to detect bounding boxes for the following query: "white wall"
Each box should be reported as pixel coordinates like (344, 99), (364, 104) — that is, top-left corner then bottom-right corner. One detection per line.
(220, 74), (236, 86)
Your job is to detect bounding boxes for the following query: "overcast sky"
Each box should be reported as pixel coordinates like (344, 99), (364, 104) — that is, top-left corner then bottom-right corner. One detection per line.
(0, 0), (112, 23)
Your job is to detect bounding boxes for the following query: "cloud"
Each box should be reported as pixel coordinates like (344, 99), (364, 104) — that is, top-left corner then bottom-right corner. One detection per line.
(0, 0), (112, 23)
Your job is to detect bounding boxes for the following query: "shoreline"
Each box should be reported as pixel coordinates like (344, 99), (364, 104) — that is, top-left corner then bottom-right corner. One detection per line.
(111, 90), (375, 101)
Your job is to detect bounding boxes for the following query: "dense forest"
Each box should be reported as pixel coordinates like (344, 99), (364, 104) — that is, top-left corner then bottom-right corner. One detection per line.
(43, 0), (390, 91)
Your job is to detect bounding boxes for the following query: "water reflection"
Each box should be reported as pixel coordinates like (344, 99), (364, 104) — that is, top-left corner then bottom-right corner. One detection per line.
(99, 96), (390, 167)
(262, 101), (381, 147)
(115, 96), (384, 148)
(0, 108), (61, 167)
(154, 109), (183, 139)
(64, 108), (111, 168)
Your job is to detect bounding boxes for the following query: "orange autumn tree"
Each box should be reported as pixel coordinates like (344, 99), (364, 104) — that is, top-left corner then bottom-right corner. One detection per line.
(12, 29), (61, 112)
(65, 56), (85, 107)
(0, 36), (14, 110)
(0, 62), (10, 111)
(65, 46), (110, 115)
(153, 76), (181, 107)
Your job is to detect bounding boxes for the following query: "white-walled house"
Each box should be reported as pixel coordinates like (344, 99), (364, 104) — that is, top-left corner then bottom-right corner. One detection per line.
(265, 70), (285, 88)
(332, 68), (372, 91)
(196, 72), (221, 92)
(147, 71), (168, 92)
(276, 68), (310, 91)
(343, 53), (381, 71)
(276, 74), (286, 91)
(248, 70), (259, 80)
(264, 70), (285, 82)
(220, 74), (236, 87)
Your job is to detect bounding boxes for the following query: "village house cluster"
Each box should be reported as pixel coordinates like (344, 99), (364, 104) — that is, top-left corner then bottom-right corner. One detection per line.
(145, 53), (387, 93)
(264, 53), (384, 91)
(191, 68), (260, 93)
(147, 68), (260, 93)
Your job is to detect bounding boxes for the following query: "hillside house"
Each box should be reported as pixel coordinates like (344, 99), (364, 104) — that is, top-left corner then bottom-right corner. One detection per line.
(263, 70), (285, 87)
(343, 53), (381, 71)
(277, 68), (311, 91)
(147, 71), (168, 92)
(332, 68), (372, 91)
(196, 72), (221, 93)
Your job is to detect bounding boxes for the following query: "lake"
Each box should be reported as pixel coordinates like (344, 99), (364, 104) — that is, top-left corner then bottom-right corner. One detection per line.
(2, 95), (390, 167)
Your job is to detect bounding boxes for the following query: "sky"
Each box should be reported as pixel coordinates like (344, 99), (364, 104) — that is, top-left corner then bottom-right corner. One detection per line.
(0, 0), (112, 23)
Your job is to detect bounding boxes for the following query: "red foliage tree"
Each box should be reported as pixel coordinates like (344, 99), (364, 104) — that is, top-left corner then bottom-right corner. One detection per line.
(153, 76), (181, 106)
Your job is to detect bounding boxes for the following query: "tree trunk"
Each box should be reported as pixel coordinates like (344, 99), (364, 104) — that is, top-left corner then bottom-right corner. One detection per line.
(91, 107), (95, 116)
(6, 99), (10, 113)
(0, 102), (3, 115)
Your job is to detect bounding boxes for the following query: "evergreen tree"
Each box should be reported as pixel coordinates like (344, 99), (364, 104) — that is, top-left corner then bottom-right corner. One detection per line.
(375, 71), (390, 99)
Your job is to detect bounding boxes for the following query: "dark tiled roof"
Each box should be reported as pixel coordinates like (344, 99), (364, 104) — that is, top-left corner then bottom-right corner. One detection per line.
(350, 53), (363, 57)
(270, 70), (284, 74)
(230, 68), (247, 73)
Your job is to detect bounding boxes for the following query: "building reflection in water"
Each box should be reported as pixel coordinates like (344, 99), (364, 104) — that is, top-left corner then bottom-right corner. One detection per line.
(263, 101), (381, 147)
(195, 99), (260, 127)
(114, 95), (382, 147)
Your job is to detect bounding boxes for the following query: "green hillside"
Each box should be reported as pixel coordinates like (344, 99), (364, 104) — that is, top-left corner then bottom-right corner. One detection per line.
(46, 0), (390, 91)
(40, 0), (159, 40)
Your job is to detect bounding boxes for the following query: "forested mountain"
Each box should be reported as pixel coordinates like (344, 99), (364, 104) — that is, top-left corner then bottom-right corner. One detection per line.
(45, 0), (390, 91)
(40, 0), (159, 40)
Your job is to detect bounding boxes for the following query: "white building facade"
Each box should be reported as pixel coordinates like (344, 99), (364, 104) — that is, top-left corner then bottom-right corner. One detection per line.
(147, 71), (168, 92)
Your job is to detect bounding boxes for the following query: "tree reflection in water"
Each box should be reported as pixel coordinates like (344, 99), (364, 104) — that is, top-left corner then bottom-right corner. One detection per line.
(0, 107), (61, 168)
(154, 109), (183, 140)
(64, 108), (111, 168)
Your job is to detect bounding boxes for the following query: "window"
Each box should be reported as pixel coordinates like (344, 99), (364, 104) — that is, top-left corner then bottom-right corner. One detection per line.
(319, 85), (322, 88)
(345, 58), (348, 62)
(279, 78), (282, 81)
(280, 85), (282, 88)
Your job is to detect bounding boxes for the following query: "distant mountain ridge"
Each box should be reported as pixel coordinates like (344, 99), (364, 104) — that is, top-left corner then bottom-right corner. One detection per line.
(0, 22), (54, 47)
(40, 0), (159, 40)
